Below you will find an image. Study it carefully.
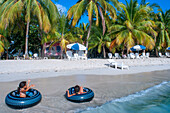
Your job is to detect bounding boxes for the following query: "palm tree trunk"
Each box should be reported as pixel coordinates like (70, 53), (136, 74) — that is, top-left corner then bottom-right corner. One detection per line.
(103, 45), (106, 58)
(86, 20), (92, 54)
(86, 20), (92, 51)
(25, 20), (30, 59)
(6, 49), (8, 60)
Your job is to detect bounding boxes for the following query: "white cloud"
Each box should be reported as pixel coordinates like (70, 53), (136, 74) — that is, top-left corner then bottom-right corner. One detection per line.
(55, 3), (67, 13)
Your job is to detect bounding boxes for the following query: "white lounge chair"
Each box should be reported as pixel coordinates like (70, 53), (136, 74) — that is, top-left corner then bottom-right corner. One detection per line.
(165, 52), (170, 58)
(74, 53), (79, 60)
(122, 54), (127, 59)
(159, 52), (165, 58)
(140, 52), (146, 59)
(130, 53), (135, 59)
(107, 59), (117, 69)
(146, 52), (150, 58)
(66, 51), (75, 60)
(78, 51), (87, 60)
(114, 53), (121, 59)
(117, 62), (129, 70)
(135, 53), (140, 59)
(127, 54), (130, 59)
(108, 53), (113, 59)
(33, 53), (39, 59)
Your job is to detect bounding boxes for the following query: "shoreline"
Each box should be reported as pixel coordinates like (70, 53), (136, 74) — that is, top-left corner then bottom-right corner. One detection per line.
(0, 70), (170, 113)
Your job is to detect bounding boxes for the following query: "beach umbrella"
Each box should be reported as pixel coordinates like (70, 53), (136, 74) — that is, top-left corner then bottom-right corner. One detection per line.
(66, 43), (87, 50)
(130, 45), (146, 51)
(166, 47), (170, 52)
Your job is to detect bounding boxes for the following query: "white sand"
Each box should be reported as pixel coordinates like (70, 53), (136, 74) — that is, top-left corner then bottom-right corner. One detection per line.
(0, 58), (170, 82)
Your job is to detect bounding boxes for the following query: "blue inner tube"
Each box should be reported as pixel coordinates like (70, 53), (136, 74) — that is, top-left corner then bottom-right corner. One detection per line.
(5, 88), (42, 109)
(65, 87), (94, 102)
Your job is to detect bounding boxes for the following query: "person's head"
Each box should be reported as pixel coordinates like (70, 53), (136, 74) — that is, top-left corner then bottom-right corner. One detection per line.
(17, 81), (26, 94)
(74, 85), (80, 94)
(19, 81), (27, 88)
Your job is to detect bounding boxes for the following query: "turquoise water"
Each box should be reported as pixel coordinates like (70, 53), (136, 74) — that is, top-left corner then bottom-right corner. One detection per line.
(77, 81), (170, 113)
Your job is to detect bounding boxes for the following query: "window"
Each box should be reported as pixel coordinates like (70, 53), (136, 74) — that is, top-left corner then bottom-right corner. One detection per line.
(56, 46), (61, 52)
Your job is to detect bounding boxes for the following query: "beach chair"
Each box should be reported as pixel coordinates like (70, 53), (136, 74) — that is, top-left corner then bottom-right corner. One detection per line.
(78, 51), (87, 60)
(140, 52), (146, 59)
(130, 53), (135, 59)
(165, 52), (170, 58)
(122, 54), (127, 59)
(159, 52), (165, 58)
(117, 62), (129, 70)
(146, 52), (150, 58)
(135, 53), (140, 59)
(107, 59), (117, 69)
(127, 54), (130, 59)
(114, 53), (121, 59)
(66, 51), (74, 60)
(33, 53), (38, 59)
(108, 53), (113, 59)
(74, 53), (79, 60)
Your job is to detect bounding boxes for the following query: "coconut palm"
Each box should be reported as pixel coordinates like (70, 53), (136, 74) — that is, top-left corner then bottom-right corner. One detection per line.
(109, 0), (157, 53)
(88, 26), (111, 58)
(50, 13), (82, 58)
(155, 9), (170, 52)
(0, 34), (9, 57)
(0, 0), (59, 58)
(67, 0), (118, 51)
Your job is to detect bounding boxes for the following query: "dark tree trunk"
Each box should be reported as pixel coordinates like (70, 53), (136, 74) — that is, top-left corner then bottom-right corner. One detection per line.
(6, 49), (8, 60)
(103, 45), (106, 58)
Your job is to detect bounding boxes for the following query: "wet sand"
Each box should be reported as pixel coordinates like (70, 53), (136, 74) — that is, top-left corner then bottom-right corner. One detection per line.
(0, 70), (170, 113)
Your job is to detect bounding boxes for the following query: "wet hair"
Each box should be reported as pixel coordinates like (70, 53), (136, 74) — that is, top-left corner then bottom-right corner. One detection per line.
(17, 81), (26, 94)
(74, 85), (80, 94)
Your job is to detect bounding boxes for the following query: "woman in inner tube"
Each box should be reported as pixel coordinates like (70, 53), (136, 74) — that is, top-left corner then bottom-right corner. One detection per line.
(67, 85), (86, 97)
(17, 80), (35, 98)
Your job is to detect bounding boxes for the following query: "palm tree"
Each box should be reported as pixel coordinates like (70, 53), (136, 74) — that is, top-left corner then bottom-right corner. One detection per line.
(50, 13), (82, 58)
(0, 34), (9, 58)
(77, 23), (88, 44)
(0, 0), (59, 58)
(88, 26), (111, 58)
(67, 0), (118, 52)
(109, 0), (157, 54)
(155, 9), (170, 52)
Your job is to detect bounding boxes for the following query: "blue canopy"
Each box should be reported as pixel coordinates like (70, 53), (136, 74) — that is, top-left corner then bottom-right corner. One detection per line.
(130, 45), (146, 51)
(67, 43), (87, 50)
(166, 47), (170, 51)
(166, 47), (170, 50)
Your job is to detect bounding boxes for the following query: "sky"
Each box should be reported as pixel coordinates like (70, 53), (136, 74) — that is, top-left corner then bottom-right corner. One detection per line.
(53, 0), (170, 25)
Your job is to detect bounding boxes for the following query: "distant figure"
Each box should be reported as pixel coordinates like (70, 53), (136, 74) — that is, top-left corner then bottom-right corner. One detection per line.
(17, 80), (35, 98)
(67, 85), (86, 97)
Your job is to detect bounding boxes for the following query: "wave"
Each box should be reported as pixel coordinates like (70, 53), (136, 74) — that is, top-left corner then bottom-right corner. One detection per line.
(76, 81), (170, 113)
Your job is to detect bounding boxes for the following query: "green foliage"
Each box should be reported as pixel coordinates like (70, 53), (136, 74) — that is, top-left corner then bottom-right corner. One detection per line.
(88, 25), (111, 58)
(154, 9), (170, 51)
(109, 0), (156, 53)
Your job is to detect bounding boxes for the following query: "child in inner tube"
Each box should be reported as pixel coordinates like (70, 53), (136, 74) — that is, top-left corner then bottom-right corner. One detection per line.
(67, 85), (86, 97)
(17, 80), (35, 98)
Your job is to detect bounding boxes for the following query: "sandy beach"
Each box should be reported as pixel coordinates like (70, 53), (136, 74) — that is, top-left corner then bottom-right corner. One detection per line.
(0, 58), (170, 113)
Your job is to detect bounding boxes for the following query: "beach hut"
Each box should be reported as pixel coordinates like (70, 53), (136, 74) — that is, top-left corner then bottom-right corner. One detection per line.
(44, 42), (62, 58)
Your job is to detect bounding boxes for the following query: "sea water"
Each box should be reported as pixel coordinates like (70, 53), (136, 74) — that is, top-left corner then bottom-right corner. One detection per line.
(77, 81), (170, 113)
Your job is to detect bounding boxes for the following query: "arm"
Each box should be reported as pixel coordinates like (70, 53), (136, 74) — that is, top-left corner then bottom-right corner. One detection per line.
(79, 86), (86, 94)
(25, 84), (35, 91)
(27, 80), (31, 88)
(67, 90), (75, 97)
